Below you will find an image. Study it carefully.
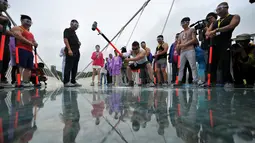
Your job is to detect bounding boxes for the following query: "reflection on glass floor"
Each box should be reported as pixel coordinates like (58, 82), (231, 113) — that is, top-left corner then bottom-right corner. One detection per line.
(0, 85), (255, 143)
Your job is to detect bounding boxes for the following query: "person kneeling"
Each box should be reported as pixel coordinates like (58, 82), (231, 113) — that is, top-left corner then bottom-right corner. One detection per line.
(232, 34), (255, 88)
(120, 41), (155, 87)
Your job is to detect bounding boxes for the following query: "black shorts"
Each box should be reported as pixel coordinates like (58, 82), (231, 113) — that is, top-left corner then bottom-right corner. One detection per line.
(18, 48), (34, 69)
(129, 61), (149, 70)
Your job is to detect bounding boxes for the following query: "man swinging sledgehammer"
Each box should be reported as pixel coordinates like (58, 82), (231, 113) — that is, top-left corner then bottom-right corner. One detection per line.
(120, 41), (155, 87)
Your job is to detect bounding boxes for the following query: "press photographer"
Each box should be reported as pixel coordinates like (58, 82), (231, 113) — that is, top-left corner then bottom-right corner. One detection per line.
(206, 2), (240, 87)
(231, 34), (255, 88)
(201, 13), (217, 51)
(189, 12), (217, 62)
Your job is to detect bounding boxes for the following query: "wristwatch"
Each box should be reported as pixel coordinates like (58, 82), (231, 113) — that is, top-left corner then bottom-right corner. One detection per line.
(216, 28), (220, 32)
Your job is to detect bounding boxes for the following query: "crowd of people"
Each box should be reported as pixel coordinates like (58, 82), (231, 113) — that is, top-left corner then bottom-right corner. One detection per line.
(87, 2), (255, 88)
(0, 0), (254, 89)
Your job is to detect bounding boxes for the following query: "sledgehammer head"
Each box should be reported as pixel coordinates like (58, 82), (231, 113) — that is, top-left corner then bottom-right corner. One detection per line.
(92, 21), (97, 31)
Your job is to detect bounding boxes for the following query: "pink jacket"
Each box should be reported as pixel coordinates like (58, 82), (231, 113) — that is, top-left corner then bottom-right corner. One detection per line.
(91, 52), (104, 67)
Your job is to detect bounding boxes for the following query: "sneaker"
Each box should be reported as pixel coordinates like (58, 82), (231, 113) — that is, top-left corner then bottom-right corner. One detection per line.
(23, 81), (33, 87)
(72, 82), (82, 87)
(198, 80), (204, 85)
(224, 83), (233, 88)
(162, 83), (168, 86)
(98, 82), (101, 86)
(147, 82), (155, 87)
(64, 82), (75, 87)
(90, 82), (94, 86)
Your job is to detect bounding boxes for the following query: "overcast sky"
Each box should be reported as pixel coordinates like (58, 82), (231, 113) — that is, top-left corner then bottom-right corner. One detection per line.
(7, 0), (255, 72)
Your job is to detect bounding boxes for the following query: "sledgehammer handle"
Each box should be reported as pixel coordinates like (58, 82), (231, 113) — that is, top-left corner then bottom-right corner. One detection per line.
(92, 22), (121, 54)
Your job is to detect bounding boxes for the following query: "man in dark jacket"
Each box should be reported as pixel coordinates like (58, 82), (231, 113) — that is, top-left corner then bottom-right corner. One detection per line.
(168, 33), (179, 83)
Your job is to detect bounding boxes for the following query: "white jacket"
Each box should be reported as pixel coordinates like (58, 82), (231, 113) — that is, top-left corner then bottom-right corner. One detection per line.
(100, 64), (107, 74)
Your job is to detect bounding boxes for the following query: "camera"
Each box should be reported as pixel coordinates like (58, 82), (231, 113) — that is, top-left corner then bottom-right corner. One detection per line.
(190, 19), (208, 42)
(190, 19), (208, 31)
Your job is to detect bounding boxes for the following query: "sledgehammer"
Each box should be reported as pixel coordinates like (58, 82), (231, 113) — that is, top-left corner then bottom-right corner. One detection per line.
(92, 21), (121, 54)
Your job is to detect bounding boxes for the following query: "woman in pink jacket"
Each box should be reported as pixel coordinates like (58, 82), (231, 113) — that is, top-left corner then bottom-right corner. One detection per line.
(91, 45), (104, 86)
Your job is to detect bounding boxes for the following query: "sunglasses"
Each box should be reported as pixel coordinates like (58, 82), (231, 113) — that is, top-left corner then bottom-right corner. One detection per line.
(23, 19), (33, 25)
(71, 22), (79, 28)
(216, 5), (228, 12)
(157, 38), (163, 41)
(181, 21), (190, 26)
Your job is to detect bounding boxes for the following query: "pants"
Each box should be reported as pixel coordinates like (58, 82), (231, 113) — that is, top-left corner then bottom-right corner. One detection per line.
(62, 60), (65, 81)
(64, 51), (80, 84)
(107, 72), (112, 84)
(171, 62), (178, 83)
(139, 67), (150, 84)
(11, 66), (18, 84)
(211, 45), (233, 84)
(121, 68), (128, 84)
(204, 50), (209, 82)
(0, 46), (10, 82)
(182, 61), (193, 84)
(100, 73), (107, 85)
(112, 74), (121, 86)
(178, 50), (197, 82)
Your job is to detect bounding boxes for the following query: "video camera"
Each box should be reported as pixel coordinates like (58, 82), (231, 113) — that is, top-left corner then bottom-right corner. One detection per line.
(190, 19), (208, 31)
(190, 19), (208, 42)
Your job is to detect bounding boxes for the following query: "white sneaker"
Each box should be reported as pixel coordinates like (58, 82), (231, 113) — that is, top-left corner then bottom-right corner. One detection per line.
(64, 82), (75, 87)
(147, 82), (155, 87)
(73, 82), (82, 87)
(224, 83), (234, 88)
(23, 81), (33, 87)
(198, 80), (204, 85)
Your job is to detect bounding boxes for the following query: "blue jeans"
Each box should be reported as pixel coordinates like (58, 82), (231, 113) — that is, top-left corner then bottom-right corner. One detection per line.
(100, 73), (107, 84)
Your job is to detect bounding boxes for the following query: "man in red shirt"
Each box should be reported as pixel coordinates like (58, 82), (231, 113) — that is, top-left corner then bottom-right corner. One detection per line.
(11, 15), (38, 87)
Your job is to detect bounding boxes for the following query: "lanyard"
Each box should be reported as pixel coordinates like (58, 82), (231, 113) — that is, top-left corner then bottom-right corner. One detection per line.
(218, 14), (230, 28)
